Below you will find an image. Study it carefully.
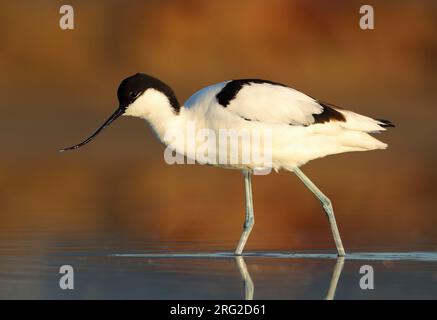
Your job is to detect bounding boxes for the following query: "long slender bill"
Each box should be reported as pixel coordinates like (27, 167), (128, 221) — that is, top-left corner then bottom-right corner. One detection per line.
(59, 107), (124, 152)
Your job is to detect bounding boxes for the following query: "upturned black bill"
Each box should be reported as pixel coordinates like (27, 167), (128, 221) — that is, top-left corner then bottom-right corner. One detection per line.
(59, 107), (124, 152)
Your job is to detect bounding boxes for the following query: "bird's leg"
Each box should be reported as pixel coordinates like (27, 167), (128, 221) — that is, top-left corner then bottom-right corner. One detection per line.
(235, 170), (254, 255)
(293, 167), (346, 257)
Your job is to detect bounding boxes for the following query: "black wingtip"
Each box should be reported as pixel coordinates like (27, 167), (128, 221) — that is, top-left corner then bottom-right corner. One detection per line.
(377, 119), (396, 128)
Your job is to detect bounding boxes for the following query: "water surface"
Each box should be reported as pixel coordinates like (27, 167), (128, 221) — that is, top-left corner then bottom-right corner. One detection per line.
(0, 232), (436, 299)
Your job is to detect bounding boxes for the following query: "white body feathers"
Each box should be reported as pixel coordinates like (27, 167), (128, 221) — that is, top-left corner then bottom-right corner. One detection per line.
(124, 80), (390, 171)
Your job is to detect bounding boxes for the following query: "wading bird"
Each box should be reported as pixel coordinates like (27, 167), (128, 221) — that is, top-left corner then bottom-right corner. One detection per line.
(60, 73), (394, 256)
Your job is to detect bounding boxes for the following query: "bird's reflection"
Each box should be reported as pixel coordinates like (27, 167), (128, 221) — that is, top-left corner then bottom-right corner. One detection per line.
(325, 256), (345, 300)
(235, 256), (345, 300)
(235, 256), (254, 300)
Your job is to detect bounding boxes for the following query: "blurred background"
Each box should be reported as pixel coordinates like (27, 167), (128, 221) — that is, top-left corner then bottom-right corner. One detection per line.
(0, 0), (436, 254)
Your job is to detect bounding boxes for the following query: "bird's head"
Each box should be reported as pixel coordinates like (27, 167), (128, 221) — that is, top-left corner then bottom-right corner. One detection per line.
(59, 73), (179, 152)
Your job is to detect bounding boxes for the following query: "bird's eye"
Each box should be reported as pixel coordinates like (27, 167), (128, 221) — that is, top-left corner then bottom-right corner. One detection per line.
(128, 91), (137, 99)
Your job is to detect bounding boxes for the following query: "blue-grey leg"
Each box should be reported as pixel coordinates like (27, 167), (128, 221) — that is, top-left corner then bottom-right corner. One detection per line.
(235, 170), (254, 255)
(236, 256), (254, 300)
(293, 167), (346, 257)
(325, 257), (345, 300)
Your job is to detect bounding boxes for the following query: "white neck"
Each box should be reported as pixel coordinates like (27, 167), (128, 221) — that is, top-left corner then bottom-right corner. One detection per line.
(122, 88), (185, 144)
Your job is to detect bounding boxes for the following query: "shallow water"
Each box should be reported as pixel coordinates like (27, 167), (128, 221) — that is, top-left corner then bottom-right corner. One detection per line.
(0, 232), (436, 299)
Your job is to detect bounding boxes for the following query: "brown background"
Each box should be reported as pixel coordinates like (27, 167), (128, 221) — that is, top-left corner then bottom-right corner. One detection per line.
(0, 0), (436, 251)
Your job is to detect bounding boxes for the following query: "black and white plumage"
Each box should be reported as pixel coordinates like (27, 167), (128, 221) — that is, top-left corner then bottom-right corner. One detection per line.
(178, 77), (392, 170)
(60, 73), (395, 256)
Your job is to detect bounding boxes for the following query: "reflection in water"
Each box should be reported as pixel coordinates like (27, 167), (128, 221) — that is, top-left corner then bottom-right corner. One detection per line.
(235, 256), (254, 300)
(114, 251), (437, 261)
(2, 242), (437, 299)
(325, 257), (345, 300)
(108, 251), (437, 299)
(234, 256), (345, 300)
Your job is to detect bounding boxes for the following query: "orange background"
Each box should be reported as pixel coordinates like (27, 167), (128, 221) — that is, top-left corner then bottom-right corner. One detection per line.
(0, 1), (436, 251)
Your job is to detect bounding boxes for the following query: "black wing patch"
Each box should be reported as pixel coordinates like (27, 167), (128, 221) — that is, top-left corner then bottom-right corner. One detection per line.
(217, 80), (348, 126)
(313, 101), (346, 124)
(216, 79), (287, 107)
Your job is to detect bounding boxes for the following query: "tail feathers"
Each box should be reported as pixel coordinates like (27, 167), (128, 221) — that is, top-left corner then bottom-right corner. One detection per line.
(341, 131), (388, 151)
(340, 110), (394, 133)
(339, 110), (395, 133)
(376, 119), (395, 128)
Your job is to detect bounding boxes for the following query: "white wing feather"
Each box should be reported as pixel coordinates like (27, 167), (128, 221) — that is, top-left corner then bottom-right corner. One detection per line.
(223, 82), (389, 132)
(225, 82), (322, 126)
(184, 81), (390, 133)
